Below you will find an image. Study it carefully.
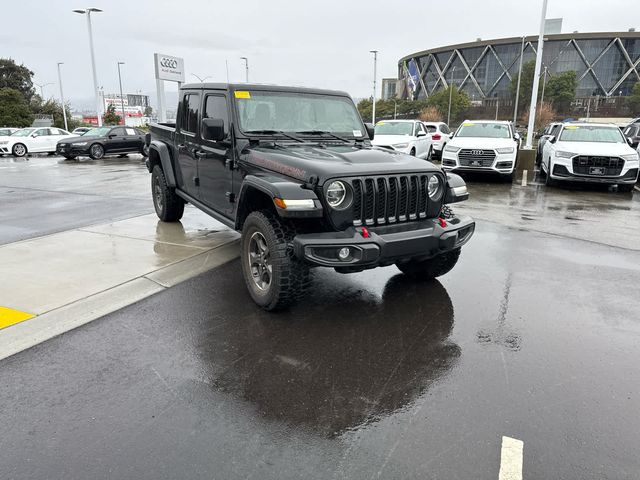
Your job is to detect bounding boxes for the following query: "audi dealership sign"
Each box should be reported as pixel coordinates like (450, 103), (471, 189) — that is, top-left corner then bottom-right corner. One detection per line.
(154, 53), (185, 83)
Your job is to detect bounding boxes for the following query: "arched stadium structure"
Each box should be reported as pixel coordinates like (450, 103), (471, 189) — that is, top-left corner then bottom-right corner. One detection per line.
(398, 31), (640, 101)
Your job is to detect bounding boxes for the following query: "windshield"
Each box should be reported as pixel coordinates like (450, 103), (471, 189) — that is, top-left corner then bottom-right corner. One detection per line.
(456, 122), (511, 138)
(12, 128), (35, 137)
(83, 127), (112, 137)
(235, 91), (364, 137)
(559, 125), (626, 143)
(374, 121), (414, 136)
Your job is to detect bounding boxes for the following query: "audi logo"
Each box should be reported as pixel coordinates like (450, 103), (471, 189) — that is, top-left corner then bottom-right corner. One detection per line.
(160, 58), (178, 69)
(471, 150), (484, 155)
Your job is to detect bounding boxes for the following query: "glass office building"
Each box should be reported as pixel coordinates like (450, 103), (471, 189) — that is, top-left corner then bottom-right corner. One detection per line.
(398, 32), (640, 100)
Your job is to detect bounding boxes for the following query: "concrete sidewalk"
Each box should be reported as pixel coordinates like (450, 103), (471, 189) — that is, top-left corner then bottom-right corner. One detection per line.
(0, 207), (240, 359)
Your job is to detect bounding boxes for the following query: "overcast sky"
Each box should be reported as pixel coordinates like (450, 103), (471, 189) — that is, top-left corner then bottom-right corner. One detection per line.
(2, 0), (636, 110)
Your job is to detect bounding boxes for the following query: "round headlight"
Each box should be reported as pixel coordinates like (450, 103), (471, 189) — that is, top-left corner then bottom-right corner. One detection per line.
(428, 176), (442, 200)
(326, 181), (349, 209)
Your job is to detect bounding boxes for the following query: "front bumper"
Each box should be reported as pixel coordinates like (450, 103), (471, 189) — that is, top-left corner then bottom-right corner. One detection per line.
(292, 215), (475, 268)
(442, 151), (516, 174)
(56, 144), (90, 155)
(550, 164), (639, 184)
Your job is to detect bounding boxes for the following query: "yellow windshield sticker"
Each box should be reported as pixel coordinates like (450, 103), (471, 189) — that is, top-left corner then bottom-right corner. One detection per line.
(234, 91), (251, 99)
(564, 125), (579, 129)
(376, 122), (385, 125)
(463, 122), (475, 126)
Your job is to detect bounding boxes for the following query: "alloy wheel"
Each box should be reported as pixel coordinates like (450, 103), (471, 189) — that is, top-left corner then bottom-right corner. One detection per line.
(248, 231), (272, 291)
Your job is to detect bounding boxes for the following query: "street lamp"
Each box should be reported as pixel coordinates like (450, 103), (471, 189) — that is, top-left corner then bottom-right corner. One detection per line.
(56, 63), (68, 131)
(34, 82), (53, 99)
(191, 73), (212, 83)
(240, 57), (249, 83)
(525, 0), (548, 148)
(117, 62), (126, 126)
(392, 99), (398, 119)
(370, 50), (378, 124)
(447, 66), (456, 125)
(73, 7), (103, 127)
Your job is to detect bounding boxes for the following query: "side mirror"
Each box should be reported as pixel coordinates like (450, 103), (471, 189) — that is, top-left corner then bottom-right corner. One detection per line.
(31, 134), (38, 138)
(631, 140), (639, 149)
(364, 122), (375, 140)
(202, 118), (225, 142)
(444, 173), (469, 203)
(108, 134), (116, 139)
(416, 131), (427, 137)
(549, 135), (557, 144)
(514, 132), (521, 140)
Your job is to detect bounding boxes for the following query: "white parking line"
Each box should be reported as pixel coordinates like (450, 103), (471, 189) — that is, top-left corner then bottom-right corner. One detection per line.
(499, 436), (524, 480)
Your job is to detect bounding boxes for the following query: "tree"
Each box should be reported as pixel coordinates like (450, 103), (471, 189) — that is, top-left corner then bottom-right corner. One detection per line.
(0, 58), (35, 102)
(103, 103), (121, 125)
(545, 71), (577, 113)
(0, 87), (33, 127)
(30, 96), (80, 130)
(426, 87), (470, 123)
(626, 81), (640, 114)
(510, 60), (536, 117)
(143, 105), (153, 117)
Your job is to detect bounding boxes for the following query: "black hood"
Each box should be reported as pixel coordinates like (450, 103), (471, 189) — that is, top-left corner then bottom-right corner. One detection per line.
(242, 144), (440, 184)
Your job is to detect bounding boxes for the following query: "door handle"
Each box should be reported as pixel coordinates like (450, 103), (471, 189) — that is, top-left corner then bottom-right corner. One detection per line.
(177, 144), (186, 149)
(194, 150), (207, 159)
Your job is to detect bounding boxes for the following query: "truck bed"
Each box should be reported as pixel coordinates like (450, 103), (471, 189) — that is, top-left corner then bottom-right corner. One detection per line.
(149, 122), (176, 144)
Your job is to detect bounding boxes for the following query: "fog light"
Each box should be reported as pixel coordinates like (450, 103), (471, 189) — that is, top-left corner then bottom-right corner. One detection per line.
(338, 247), (350, 260)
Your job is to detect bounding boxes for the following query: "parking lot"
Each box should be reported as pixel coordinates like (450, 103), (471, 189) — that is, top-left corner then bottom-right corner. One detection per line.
(1, 154), (639, 479)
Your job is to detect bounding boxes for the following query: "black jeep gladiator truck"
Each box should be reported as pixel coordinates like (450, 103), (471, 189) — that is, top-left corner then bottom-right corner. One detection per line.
(147, 83), (474, 310)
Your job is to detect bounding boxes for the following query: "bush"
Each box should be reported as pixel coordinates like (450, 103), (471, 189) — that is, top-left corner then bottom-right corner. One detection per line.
(419, 106), (442, 122)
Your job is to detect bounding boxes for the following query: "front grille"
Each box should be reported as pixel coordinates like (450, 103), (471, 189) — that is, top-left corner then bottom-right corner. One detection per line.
(458, 149), (496, 167)
(350, 174), (437, 226)
(573, 156), (624, 176)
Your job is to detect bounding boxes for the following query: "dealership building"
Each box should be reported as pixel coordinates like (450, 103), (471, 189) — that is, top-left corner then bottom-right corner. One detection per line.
(397, 30), (640, 102)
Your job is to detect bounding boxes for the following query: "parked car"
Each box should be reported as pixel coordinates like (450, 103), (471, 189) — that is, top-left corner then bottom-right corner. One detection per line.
(622, 123), (640, 149)
(147, 83), (474, 310)
(536, 122), (562, 164)
(540, 123), (639, 191)
(0, 127), (18, 137)
(422, 122), (452, 159)
(1, 127), (75, 157)
(371, 119), (433, 159)
(56, 126), (149, 160)
(71, 127), (92, 136)
(441, 120), (520, 181)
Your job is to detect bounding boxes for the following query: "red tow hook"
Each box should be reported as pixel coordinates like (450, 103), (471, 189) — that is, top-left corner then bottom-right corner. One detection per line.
(357, 226), (370, 238)
(438, 217), (448, 228)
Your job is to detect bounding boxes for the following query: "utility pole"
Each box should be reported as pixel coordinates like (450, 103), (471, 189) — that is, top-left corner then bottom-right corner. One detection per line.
(56, 63), (68, 131)
(393, 99), (397, 119)
(34, 82), (53, 99)
(495, 97), (499, 120)
(447, 66), (456, 125)
(525, 0), (548, 148)
(513, 36), (525, 124)
(240, 57), (249, 83)
(117, 62), (126, 126)
(73, 8), (103, 126)
(370, 50), (378, 124)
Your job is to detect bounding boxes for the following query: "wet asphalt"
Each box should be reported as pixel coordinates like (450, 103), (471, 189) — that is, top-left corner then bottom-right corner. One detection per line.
(1, 155), (640, 479)
(2, 220), (640, 479)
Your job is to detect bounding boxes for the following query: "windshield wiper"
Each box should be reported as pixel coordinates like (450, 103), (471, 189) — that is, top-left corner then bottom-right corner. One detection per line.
(244, 130), (307, 143)
(295, 130), (352, 144)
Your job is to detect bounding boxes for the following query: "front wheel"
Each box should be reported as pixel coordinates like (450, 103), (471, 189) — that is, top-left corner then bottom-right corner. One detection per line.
(544, 162), (556, 187)
(12, 143), (27, 157)
(151, 165), (184, 222)
(240, 211), (310, 311)
(396, 248), (461, 280)
(89, 143), (104, 159)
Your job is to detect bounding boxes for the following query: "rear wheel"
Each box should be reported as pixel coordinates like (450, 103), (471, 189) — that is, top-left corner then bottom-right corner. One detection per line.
(410, 148), (416, 156)
(396, 248), (461, 280)
(12, 143), (27, 157)
(151, 165), (184, 222)
(89, 143), (104, 159)
(240, 211), (310, 311)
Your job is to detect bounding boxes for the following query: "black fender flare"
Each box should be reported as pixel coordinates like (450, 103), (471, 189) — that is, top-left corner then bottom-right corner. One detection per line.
(148, 141), (177, 187)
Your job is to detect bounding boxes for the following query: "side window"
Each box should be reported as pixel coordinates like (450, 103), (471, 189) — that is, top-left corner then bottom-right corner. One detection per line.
(414, 123), (421, 136)
(203, 95), (230, 138)
(111, 127), (126, 136)
(441, 124), (450, 134)
(34, 128), (48, 137)
(551, 125), (561, 137)
(425, 125), (437, 133)
(181, 93), (200, 134)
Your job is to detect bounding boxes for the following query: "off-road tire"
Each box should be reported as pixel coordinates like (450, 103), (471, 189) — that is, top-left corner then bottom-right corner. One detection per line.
(241, 210), (310, 311)
(89, 143), (104, 159)
(12, 143), (27, 157)
(396, 248), (461, 280)
(151, 165), (184, 222)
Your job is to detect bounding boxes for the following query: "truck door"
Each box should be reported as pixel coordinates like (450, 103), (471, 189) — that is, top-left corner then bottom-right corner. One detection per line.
(198, 92), (235, 216)
(175, 92), (201, 198)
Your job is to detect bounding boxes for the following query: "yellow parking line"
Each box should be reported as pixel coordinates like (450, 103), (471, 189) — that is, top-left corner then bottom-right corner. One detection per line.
(0, 306), (35, 330)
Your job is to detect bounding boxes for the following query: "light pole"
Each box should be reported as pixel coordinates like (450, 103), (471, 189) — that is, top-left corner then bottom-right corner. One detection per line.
(370, 50), (378, 124)
(495, 96), (500, 120)
(117, 62), (126, 126)
(240, 57), (249, 83)
(56, 63), (68, 131)
(73, 7), (103, 126)
(513, 36), (525, 124)
(392, 99), (397, 119)
(540, 66), (548, 106)
(191, 73), (212, 83)
(525, 0), (548, 148)
(34, 82), (53, 99)
(447, 66), (456, 125)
